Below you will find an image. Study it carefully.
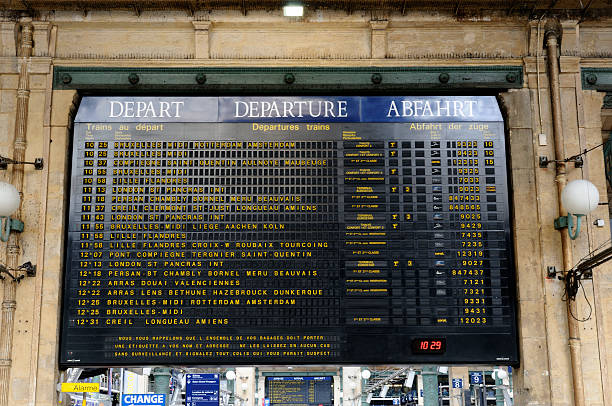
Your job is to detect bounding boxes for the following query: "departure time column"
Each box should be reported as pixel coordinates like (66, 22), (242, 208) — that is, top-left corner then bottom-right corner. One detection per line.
(74, 139), (109, 328)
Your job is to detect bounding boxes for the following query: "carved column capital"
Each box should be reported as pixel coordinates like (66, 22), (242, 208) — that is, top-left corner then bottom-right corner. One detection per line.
(32, 21), (52, 57)
(193, 21), (212, 59)
(559, 20), (579, 57)
(369, 20), (389, 30)
(0, 22), (16, 57)
(370, 20), (389, 59)
(193, 21), (212, 32)
(18, 20), (33, 57)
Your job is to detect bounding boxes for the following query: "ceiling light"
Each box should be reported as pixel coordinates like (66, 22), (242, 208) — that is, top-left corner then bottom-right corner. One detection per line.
(283, 4), (304, 17)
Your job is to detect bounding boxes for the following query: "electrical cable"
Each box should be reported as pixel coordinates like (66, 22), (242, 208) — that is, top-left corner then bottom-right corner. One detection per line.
(561, 269), (579, 301)
(561, 268), (593, 322)
(556, 239), (612, 322)
(564, 140), (607, 163)
(0, 261), (36, 281)
(575, 237), (611, 264)
(575, 245), (612, 273)
(578, 280), (593, 321)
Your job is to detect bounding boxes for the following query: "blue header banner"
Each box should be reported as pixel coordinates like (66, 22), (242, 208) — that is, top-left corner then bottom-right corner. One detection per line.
(361, 96), (502, 123)
(76, 96), (218, 123)
(219, 96), (360, 122)
(75, 96), (502, 123)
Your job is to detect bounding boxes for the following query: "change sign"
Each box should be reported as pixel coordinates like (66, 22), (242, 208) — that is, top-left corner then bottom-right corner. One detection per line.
(186, 374), (220, 406)
(121, 394), (166, 406)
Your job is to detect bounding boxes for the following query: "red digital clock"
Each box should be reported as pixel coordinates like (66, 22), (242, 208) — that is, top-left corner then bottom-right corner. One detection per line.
(411, 338), (446, 354)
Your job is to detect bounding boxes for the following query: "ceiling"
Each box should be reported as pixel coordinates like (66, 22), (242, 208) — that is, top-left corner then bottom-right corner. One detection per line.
(3, 0), (612, 19)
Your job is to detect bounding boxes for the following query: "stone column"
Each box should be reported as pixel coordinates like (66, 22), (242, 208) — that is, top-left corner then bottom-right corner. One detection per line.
(256, 372), (265, 406)
(579, 89), (610, 406)
(499, 88), (556, 405)
(558, 55), (607, 405)
(36, 88), (78, 406)
(333, 374), (341, 406)
(152, 368), (171, 406)
(494, 370), (504, 406)
(193, 21), (211, 59)
(370, 21), (388, 59)
(447, 367), (469, 406)
(236, 367), (255, 406)
(342, 367), (361, 406)
(420, 366), (437, 406)
(0, 17), (32, 406)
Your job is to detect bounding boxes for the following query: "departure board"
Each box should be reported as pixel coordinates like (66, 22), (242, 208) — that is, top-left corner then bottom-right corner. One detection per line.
(60, 96), (518, 367)
(266, 377), (333, 406)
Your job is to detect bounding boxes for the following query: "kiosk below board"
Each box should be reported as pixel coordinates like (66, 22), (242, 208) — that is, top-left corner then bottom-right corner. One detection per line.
(59, 96), (518, 366)
(266, 377), (333, 406)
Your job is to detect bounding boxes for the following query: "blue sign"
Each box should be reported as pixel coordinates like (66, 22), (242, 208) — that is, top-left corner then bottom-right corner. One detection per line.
(186, 374), (220, 406)
(220, 97), (360, 123)
(121, 394), (166, 406)
(469, 372), (483, 385)
(76, 96), (503, 123)
(451, 378), (463, 389)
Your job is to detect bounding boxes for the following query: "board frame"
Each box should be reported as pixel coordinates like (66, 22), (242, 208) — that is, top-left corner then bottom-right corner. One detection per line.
(55, 67), (521, 368)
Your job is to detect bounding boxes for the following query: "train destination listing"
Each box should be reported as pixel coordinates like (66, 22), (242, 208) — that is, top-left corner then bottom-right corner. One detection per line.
(60, 96), (518, 366)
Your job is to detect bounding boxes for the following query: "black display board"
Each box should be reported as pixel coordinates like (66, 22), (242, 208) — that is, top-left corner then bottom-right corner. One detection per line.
(266, 377), (333, 406)
(60, 96), (518, 366)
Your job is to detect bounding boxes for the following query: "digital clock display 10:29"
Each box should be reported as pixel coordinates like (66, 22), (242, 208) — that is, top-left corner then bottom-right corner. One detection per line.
(411, 338), (447, 354)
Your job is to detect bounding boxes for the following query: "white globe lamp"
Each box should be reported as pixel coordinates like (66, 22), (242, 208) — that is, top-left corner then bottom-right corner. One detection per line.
(225, 370), (236, 380)
(561, 180), (599, 215)
(361, 369), (371, 380)
(491, 368), (508, 381)
(0, 181), (20, 217)
(558, 179), (599, 239)
(0, 181), (22, 242)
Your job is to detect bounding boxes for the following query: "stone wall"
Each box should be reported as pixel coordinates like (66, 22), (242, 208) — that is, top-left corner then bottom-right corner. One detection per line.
(0, 9), (610, 405)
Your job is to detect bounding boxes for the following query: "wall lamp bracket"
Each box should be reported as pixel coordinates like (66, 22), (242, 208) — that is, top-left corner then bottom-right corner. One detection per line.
(0, 155), (43, 170)
(546, 265), (593, 280)
(0, 261), (36, 283)
(554, 213), (583, 240)
(539, 155), (583, 168)
(0, 216), (23, 242)
(546, 266), (559, 279)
